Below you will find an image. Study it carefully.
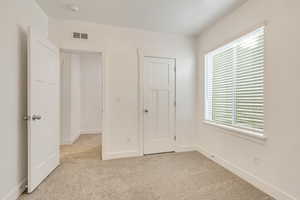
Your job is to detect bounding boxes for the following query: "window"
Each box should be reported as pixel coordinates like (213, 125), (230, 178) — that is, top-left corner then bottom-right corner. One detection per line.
(205, 27), (265, 134)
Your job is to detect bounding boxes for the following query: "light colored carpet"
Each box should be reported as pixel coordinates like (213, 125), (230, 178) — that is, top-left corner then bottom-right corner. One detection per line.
(60, 134), (101, 161)
(19, 135), (274, 200)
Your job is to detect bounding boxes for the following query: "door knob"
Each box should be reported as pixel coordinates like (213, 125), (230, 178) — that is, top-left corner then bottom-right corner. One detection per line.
(144, 109), (149, 113)
(32, 114), (42, 121)
(23, 115), (30, 121)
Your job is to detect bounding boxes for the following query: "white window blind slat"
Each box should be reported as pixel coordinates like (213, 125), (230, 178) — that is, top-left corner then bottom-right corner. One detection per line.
(205, 27), (265, 133)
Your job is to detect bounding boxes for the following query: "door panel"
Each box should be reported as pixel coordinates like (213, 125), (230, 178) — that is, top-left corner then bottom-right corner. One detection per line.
(27, 28), (60, 193)
(143, 57), (175, 155)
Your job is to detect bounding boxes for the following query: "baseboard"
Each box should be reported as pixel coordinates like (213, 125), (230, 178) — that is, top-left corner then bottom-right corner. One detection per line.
(61, 137), (72, 145)
(175, 145), (196, 153)
(71, 133), (81, 144)
(103, 146), (196, 160)
(62, 131), (101, 145)
(195, 145), (296, 200)
(1, 179), (26, 200)
(103, 151), (140, 160)
(61, 134), (80, 145)
(80, 130), (102, 135)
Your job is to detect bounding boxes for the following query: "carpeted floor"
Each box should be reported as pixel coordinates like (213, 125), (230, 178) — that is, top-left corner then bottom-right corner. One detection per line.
(60, 134), (102, 161)
(19, 135), (274, 200)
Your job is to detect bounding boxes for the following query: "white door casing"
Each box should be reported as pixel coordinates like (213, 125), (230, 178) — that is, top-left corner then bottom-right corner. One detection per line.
(27, 28), (60, 193)
(143, 57), (176, 155)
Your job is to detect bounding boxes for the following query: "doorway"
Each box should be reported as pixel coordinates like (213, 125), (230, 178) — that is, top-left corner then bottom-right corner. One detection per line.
(59, 50), (103, 161)
(142, 56), (176, 155)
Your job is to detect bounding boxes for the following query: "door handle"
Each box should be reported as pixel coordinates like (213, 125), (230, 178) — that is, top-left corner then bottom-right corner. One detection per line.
(144, 109), (149, 113)
(32, 114), (42, 121)
(23, 115), (30, 121)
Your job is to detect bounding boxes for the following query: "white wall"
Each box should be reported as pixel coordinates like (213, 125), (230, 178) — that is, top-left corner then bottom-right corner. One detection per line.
(49, 19), (197, 159)
(80, 53), (102, 134)
(196, 0), (300, 199)
(60, 53), (81, 144)
(60, 53), (71, 144)
(70, 54), (81, 142)
(0, 0), (48, 199)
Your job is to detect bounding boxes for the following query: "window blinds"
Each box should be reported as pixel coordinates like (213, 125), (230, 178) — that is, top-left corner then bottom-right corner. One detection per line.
(205, 27), (264, 132)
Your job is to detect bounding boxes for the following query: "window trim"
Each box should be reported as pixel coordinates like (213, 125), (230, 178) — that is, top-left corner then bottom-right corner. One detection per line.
(203, 120), (267, 142)
(204, 26), (266, 140)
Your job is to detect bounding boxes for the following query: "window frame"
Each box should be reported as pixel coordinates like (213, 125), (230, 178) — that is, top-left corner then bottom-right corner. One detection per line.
(204, 27), (266, 140)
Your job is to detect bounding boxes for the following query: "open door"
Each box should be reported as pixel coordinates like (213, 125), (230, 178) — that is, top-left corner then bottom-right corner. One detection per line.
(27, 28), (60, 193)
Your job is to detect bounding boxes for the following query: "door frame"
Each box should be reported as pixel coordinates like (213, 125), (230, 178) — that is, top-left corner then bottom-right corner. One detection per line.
(59, 46), (107, 160)
(137, 48), (177, 156)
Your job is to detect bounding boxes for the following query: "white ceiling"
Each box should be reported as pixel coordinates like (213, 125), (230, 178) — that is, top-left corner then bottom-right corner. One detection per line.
(36, 0), (248, 36)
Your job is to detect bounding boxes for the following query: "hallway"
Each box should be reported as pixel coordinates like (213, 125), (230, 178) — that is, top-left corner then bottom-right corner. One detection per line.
(60, 134), (102, 161)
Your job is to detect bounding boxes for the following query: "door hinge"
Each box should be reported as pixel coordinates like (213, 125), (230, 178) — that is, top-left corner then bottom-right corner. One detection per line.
(174, 67), (176, 73)
(174, 136), (177, 141)
(174, 101), (176, 107)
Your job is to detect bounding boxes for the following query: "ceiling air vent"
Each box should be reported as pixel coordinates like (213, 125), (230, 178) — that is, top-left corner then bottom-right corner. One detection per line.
(81, 33), (88, 39)
(72, 32), (89, 40)
(73, 32), (81, 39)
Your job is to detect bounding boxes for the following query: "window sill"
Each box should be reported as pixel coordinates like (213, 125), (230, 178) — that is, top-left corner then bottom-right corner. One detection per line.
(203, 121), (267, 143)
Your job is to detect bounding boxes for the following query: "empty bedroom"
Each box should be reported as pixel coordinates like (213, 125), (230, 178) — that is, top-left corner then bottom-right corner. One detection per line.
(1, 0), (299, 200)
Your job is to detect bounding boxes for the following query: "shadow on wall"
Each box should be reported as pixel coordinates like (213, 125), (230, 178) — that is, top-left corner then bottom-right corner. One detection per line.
(16, 24), (28, 180)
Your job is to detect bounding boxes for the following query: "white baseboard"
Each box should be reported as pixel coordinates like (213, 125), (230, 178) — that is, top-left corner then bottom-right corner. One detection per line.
(195, 145), (296, 200)
(71, 133), (80, 144)
(61, 131), (101, 145)
(103, 145), (196, 160)
(80, 130), (102, 135)
(61, 137), (72, 145)
(1, 179), (26, 200)
(175, 145), (196, 153)
(61, 134), (80, 145)
(103, 151), (140, 160)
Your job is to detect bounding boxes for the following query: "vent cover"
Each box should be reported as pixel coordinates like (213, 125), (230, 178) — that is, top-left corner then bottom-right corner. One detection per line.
(81, 33), (88, 39)
(72, 32), (89, 40)
(73, 32), (80, 39)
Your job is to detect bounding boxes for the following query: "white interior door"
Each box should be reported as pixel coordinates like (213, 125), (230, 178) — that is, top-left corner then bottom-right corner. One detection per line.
(27, 28), (60, 193)
(143, 57), (176, 155)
